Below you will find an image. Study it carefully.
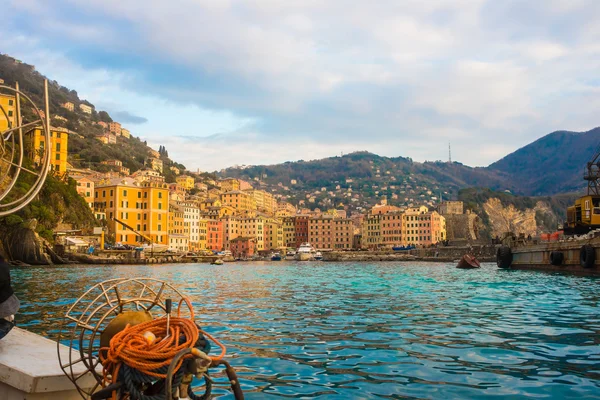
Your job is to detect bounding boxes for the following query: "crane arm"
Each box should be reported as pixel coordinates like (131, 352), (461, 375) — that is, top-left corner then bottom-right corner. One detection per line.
(112, 216), (154, 244)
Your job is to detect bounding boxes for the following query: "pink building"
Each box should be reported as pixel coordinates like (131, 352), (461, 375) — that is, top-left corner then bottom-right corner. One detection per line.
(380, 211), (403, 247)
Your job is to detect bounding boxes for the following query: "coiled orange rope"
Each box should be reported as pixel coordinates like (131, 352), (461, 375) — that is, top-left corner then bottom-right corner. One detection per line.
(99, 298), (227, 389)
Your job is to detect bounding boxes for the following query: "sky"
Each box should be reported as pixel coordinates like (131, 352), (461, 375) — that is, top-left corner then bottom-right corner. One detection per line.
(3, 0), (600, 171)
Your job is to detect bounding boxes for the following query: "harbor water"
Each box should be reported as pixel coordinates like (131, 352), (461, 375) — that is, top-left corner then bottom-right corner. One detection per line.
(11, 262), (600, 399)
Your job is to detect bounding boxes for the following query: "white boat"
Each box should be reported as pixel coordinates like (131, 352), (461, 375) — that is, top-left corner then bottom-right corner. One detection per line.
(314, 251), (323, 260)
(294, 243), (316, 261)
(285, 250), (296, 260)
(140, 243), (169, 254)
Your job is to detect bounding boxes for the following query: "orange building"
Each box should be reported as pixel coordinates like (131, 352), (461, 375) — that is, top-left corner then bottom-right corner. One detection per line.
(207, 220), (224, 251)
(380, 211), (404, 247)
(72, 175), (95, 208)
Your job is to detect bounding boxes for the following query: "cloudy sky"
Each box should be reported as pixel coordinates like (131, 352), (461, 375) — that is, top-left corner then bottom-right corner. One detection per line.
(3, 0), (600, 171)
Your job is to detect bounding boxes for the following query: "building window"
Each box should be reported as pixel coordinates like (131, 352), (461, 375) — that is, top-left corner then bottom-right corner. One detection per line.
(55, 154), (60, 161)
(123, 190), (128, 197)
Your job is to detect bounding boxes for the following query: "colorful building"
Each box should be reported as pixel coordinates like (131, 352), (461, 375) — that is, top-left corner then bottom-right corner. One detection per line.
(222, 216), (240, 250)
(293, 216), (309, 248)
(24, 126), (69, 175)
(282, 217), (296, 247)
(380, 211), (404, 248)
(94, 179), (169, 246)
(72, 175), (95, 208)
(403, 207), (446, 246)
(120, 128), (131, 138)
(96, 133), (117, 144)
(176, 175), (195, 190)
(62, 102), (74, 112)
(0, 93), (16, 132)
(229, 237), (256, 258)
(168, 203), (189, 253)
(221, 190), (256, 214)
(361, 214), (382, 249)
(309, 216), (353, 250)
(79, 103), (93, 114)
(207, 220), (224, 251)
(220, 178), (240, 192)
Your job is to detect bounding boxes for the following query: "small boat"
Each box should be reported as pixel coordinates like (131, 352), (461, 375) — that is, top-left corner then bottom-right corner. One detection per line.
(271, 252), (282, 261)
(211, 259), (224, 265)
(285, 250), (296, 260)
(140, 243), (169, 254)
(314, 251), (323, 260)
(456, 254), (481, 269)
(392, 245), (416, 251)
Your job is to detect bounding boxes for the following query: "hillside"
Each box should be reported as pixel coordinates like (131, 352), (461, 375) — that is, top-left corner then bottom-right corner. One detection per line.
(488, 127), (600, 195)
(0, 53), (184, 180)
(218, 151), (513, 212)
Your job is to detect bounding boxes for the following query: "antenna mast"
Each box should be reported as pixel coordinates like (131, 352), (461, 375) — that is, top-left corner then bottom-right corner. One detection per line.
(448, 143), (451, 163)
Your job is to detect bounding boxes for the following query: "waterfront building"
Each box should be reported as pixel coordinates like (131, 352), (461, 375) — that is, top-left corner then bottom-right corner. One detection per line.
(120, 128), (131, 138)
(293, 216), (309, 248)
(79, 103), (93, 114)
(221, 190), (256, 214)
(198, 219), (208, 250)
(62, 102), (74, 111)
(108, 121), (121, 135)
(380, 211), (404, 248)
(361, 214), (382, 249)
(179, 200), (201, 251)
(402, 206), (446, 246)
(168, 202), (189, 253)
(94, 179), (169, 246)
(207, 220), (224, 251)
(24, 126), (69, 175)
(309, 216), (353, 250)
(229, 237), (256, 258)
(72, 175), (95, 208)
(282, 217), (296, 247)
(239, 216), (266, 251)
(265, 219), (284, 250)
(176, 175), (195, 190)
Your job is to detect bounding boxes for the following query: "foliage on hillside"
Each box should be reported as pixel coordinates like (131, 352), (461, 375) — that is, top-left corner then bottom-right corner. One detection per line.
(1, 172), (98, 241)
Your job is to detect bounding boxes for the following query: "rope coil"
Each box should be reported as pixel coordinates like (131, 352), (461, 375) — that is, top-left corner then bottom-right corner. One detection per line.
(98, 298), (227, 399)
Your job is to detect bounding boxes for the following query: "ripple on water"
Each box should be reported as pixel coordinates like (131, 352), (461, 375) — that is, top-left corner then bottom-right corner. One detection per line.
(10, 262), (600, 399)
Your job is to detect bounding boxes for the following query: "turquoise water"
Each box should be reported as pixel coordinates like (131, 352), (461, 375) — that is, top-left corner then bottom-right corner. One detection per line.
(11, 262), (600, 399)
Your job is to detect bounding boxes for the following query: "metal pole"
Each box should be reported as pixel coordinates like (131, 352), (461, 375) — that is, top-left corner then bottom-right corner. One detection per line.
(44, 80), (51, 173)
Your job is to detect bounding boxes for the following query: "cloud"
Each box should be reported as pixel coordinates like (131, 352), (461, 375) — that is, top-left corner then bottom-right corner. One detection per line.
(108, 111), (148, 125)
(3, 0), (600, 170)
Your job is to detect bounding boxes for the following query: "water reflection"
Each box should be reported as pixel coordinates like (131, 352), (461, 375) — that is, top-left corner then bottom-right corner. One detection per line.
(11, 262), (600, 399)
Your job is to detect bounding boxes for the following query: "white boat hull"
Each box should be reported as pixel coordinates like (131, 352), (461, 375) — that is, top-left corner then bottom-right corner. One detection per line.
(294, 252), (314, 261)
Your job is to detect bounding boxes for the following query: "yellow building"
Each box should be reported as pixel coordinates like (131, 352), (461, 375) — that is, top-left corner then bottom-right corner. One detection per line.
(24, 126), (69, 175)
(220, 190), (256, 214)
(176, 175), (195, 190)
(120, 128), (131, 139)
(245, 189), (276, 215)
(94, 178), (169, 246)
(220, 178), (241, 192)
(0, 93), (16, 132)
(265, 219), (284, 251)
(198, 219), (208, 250)
(239, 216), (266, 251)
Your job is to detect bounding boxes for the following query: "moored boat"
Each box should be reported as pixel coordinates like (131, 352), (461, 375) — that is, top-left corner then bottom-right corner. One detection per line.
(456, 254), (481, 269)
(211, 258), (224, 265)
(294, 243), (315, 261)
(271, 252), (282, 261)
(141, 243), (169, 254)
(314, 251), (323, 260)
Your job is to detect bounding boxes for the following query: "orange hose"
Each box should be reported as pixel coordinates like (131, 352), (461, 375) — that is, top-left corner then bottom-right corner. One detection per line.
(99, 297), (227, 393)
